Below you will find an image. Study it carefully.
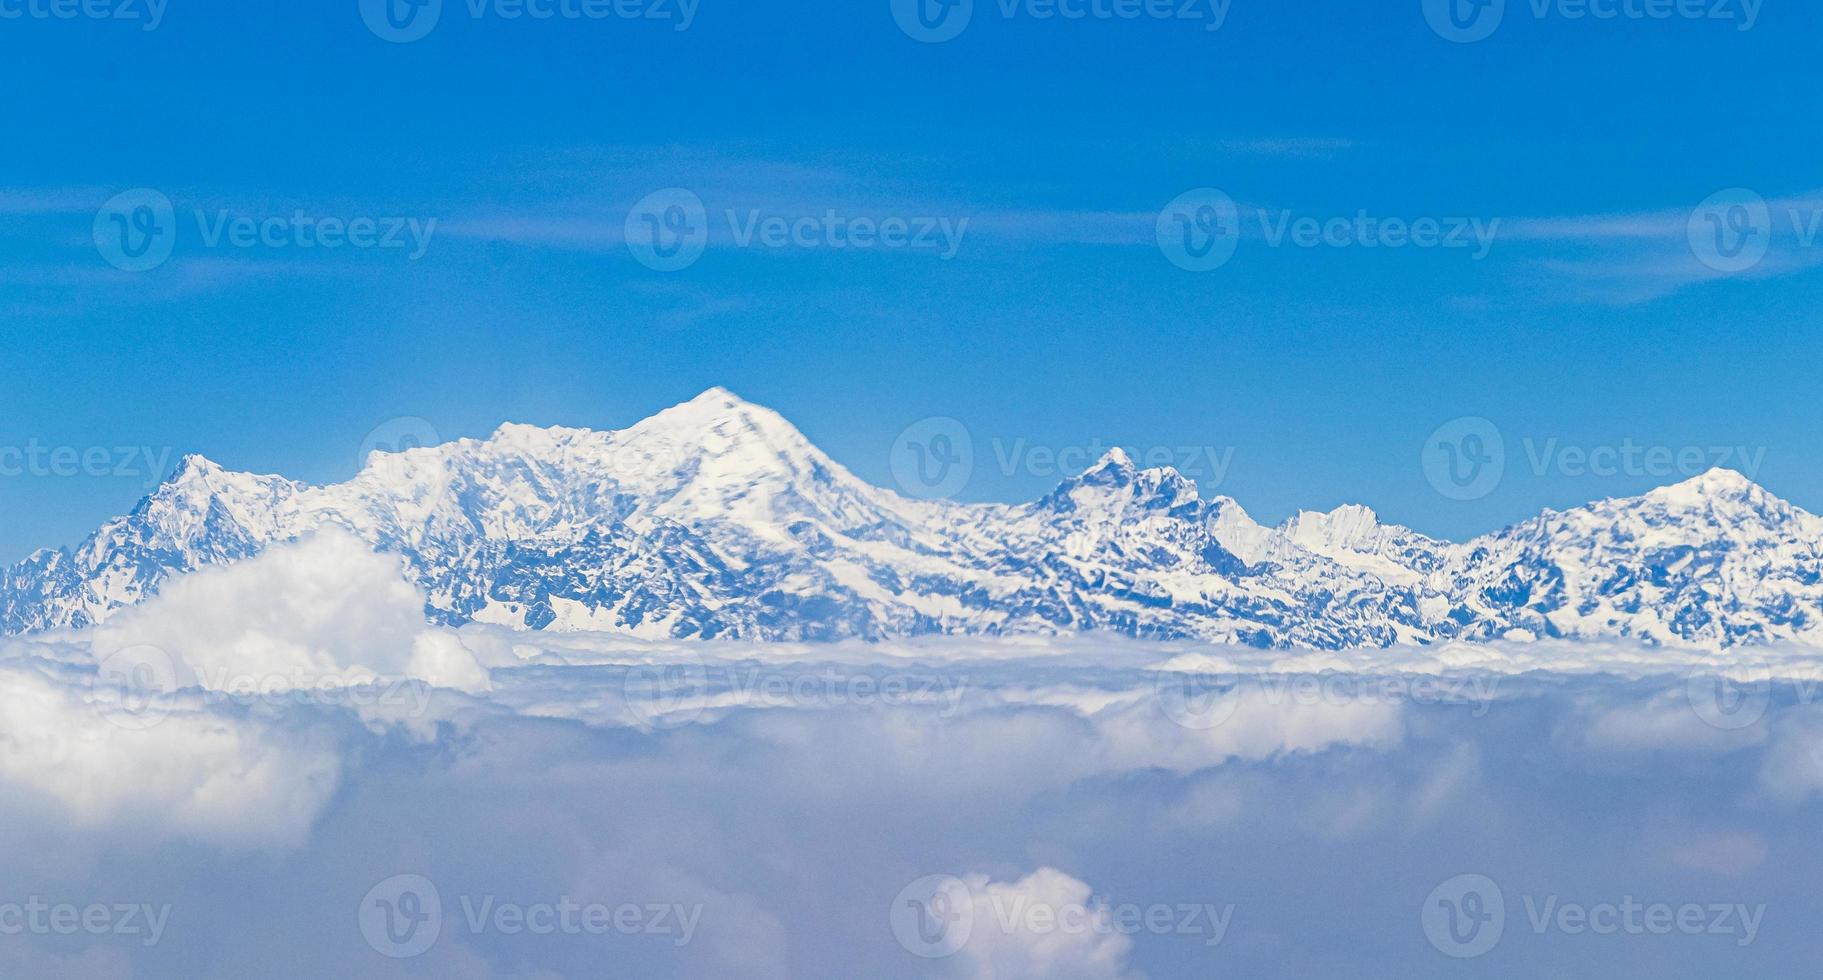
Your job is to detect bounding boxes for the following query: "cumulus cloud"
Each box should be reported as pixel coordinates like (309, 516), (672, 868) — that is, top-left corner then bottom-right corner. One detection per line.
(0, 660), (340, 851)
(947, 869), (1140, 980)
(87, 528), (491, 695)
(1091, 683), (1404, 774)
(4, 548), (1823, 975)
(0, 531), (498, 854)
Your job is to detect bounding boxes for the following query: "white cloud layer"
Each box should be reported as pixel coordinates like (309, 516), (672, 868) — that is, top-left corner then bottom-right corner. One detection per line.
(0, 660), (339, 851)
(1, 540), (1822, 976)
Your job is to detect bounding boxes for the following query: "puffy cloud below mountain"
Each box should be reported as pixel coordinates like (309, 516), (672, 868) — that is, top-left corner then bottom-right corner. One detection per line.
(2, 546), (1823, 976)
(84, 527), (493, 696)
(0, 659), (340, 851)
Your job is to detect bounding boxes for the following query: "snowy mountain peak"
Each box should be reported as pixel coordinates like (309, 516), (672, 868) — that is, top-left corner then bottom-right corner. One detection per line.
(152, 454), (297, 510)
(639, 386), (781, 429)
(485, 420), (597, 445)
(624, 387), (819, 459)
(1262, 504), (1441, 587)
(1282, 504), (1384, 542)
(1037, 449), (1203, 520)
(1063, 448), (1140, 491)
(1094, 446), (1135, 470)
(5, 395), (1822, 650)
(167, 453), (226, 483)
(685, 385), (747, 409)
(1645, 467), (1771, 508)
(1083, 448), (1200, 496)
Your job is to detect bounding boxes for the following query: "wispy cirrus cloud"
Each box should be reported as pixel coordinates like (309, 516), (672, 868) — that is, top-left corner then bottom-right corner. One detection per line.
(1494, 189), (1823, 305)
(438, 214), (629, 249)
(18, 168), (1823, 311)
(1217, 136), (1360, 158)
(0, 184), (443, 311)
(1503, 191), (1823, 242)
(0, 187), (111, 216)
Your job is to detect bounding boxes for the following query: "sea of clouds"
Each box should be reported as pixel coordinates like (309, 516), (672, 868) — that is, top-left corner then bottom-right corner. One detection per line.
(3, 530), (1822, 977)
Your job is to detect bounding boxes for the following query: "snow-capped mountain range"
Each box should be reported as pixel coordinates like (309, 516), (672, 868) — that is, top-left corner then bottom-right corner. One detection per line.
(5, 388), (1820, 649)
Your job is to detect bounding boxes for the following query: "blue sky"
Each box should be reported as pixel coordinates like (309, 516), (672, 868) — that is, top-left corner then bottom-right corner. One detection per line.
(3, 0), (1822, 562)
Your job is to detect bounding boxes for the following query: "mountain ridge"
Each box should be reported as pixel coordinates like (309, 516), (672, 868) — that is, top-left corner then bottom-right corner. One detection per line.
(3, 389), (1814, 649)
